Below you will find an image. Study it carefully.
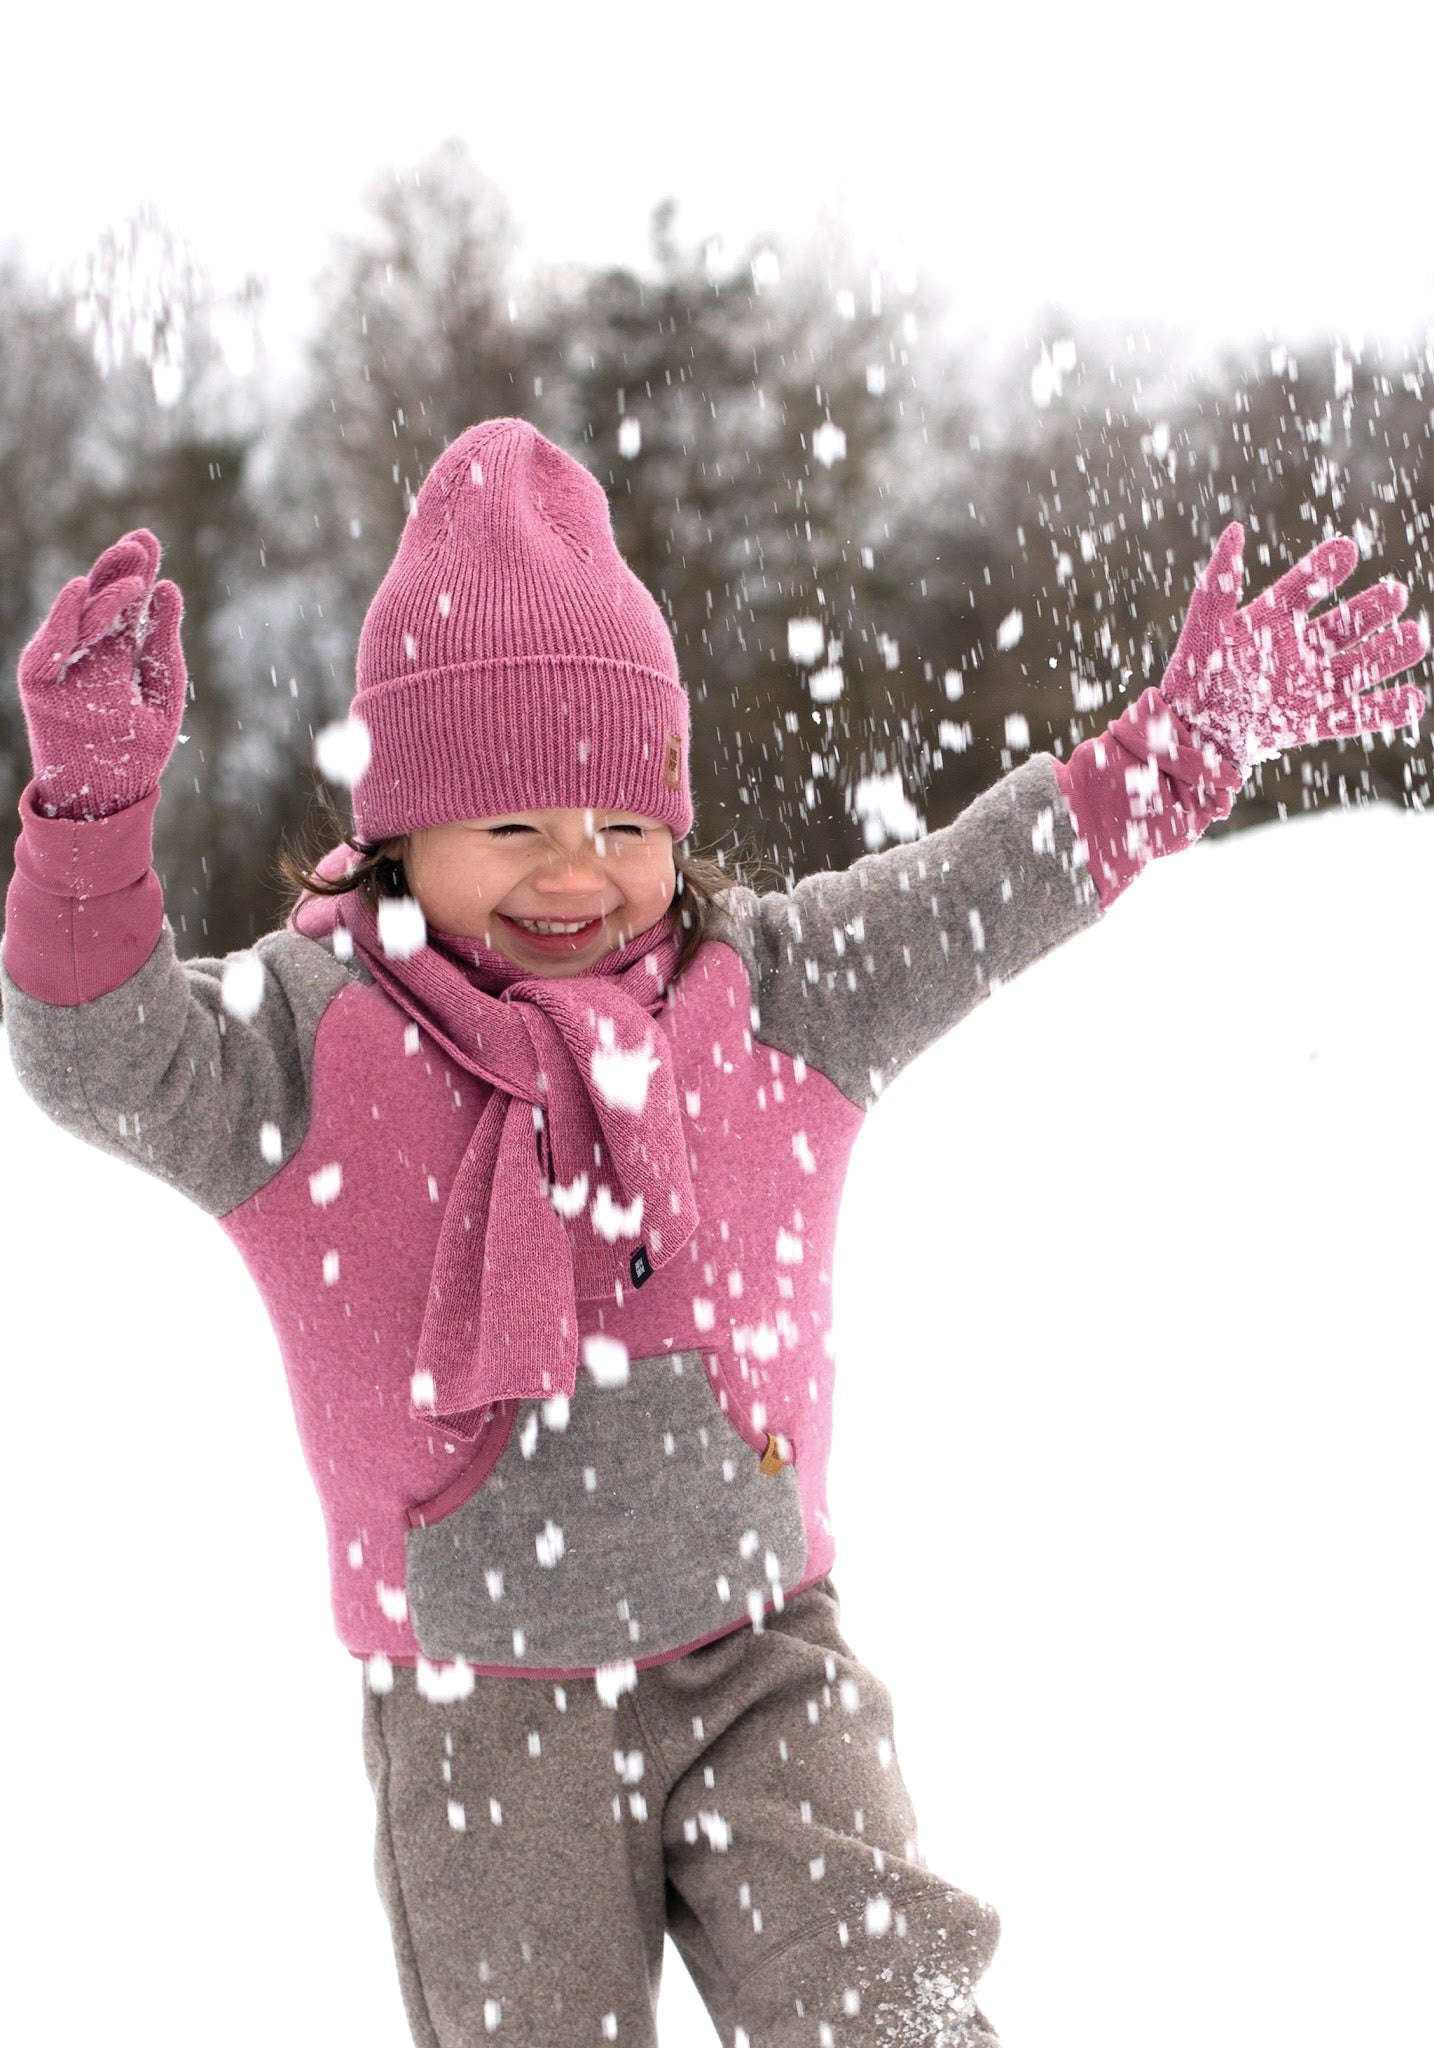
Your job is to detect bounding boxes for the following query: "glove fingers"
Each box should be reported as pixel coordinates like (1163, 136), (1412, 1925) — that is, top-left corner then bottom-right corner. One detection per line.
(1167, 524), (1245, 685)
(1257, 535), (1360, 618)
(1195, 521), (1246, 621)
(18, 578), (89, 686)
(136, 580), (187, 720)
(1328, 617), (1429, 693)
(78, 573), (151, 647)
(1307, 580), (1408, 653)
(1317, 681), (1426, 741)
(87, 529), (161, 597)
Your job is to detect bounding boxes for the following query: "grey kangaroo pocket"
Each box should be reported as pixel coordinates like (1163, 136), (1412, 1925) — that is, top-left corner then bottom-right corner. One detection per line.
(404, 1350), (808, 1668)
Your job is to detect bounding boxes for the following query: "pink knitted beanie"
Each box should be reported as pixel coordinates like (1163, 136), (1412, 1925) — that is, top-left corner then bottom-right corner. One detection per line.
(350, 418), (692, 841)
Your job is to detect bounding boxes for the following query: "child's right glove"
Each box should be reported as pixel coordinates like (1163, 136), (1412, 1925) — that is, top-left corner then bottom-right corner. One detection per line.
(16, 529), (187, 822)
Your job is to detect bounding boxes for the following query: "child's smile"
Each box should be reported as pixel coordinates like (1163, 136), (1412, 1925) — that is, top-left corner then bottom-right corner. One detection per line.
(397, 808), (677, 977)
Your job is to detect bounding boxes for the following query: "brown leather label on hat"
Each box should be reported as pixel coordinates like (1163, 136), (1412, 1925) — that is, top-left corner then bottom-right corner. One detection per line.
(662, 732), (683, 790)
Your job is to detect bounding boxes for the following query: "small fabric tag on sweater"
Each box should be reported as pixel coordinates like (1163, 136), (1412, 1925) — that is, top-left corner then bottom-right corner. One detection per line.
(630, 1245), (653, 1287)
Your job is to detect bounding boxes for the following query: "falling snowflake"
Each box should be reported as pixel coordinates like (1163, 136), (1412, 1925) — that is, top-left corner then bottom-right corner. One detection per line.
(416, 1658), (476, 1703)
(788, 617), (825, 665)
(583, 1334), (631, 1388)
(853, 772), (924, 850)
(550, 1170), (590, 1220)
(697, 1810), (732, 1851)
(590, 1185), (644, 1242)
(1030, 337), (1076, 407)
(378, 896), (427, 959)
(313, 716), (373, 788)
(595, 1660), (638, 1707)
(590, 1023), (659, 1112)
(221, 953), (265, 1022)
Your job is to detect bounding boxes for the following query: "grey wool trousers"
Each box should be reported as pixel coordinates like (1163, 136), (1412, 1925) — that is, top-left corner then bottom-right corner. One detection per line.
(363, 1580), (1001, 2046)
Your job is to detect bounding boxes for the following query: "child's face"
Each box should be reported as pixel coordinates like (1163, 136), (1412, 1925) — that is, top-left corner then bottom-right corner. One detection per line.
(397, 809), (677, 978)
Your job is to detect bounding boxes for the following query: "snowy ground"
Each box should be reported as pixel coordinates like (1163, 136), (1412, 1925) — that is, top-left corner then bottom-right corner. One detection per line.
(2, 802), (1431, 2047)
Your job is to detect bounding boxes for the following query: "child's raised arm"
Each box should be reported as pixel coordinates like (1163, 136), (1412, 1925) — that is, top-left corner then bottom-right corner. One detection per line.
(3, 532), (356, 1214)
(716, 753), (1097, 1108)
(716, 525), (1427, 1109)
(7, 530), (183, 1001)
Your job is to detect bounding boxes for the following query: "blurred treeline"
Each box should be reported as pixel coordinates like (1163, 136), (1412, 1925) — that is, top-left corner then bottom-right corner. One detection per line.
(2, 140), (1430, 956)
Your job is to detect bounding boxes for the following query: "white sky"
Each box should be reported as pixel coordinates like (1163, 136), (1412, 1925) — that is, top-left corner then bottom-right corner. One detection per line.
(8, 0), (1434, 385)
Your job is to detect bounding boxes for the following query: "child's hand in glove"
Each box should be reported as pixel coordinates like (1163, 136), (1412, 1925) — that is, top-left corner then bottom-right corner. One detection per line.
(16, 529), (186, 821)
(1160, 522), (1428, 773)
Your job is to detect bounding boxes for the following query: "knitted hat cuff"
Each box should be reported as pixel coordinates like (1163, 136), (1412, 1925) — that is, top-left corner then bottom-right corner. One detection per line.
(351, 656), (693, 842)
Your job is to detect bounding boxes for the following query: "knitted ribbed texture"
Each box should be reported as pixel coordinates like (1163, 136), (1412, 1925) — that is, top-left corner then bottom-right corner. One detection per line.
(352, 419), (692, 840)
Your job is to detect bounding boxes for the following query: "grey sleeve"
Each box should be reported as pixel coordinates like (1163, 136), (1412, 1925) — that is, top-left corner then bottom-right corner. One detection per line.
(713, 754), (1100, 1108)
(1, 927), (365, 1216)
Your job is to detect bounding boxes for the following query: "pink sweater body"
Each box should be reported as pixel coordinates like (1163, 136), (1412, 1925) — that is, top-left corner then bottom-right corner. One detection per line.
(220, 947), (858, 1669)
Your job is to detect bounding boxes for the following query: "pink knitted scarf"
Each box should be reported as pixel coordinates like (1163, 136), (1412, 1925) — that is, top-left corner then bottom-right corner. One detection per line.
(292, 883), (698, 1437)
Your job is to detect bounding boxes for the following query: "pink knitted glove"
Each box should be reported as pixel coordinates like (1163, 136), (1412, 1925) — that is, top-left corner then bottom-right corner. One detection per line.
(1159, 522), (1428, 773)
(1055, 686), (1244, 907)
(16, 529), (186, 821)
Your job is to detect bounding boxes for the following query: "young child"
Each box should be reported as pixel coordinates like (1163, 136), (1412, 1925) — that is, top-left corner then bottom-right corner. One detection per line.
(3, 418), (1424, 2048)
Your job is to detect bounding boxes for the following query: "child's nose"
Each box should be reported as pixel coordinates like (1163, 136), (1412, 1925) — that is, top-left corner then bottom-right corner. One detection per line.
(535, 844), (605, 890)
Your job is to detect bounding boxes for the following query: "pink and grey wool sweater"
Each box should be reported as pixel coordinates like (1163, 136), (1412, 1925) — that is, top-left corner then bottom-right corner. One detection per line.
(1, 723), (1222, 1679)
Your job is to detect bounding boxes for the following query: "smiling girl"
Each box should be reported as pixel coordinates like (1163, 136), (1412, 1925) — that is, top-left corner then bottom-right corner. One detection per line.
(4, 418), (1423, 2047)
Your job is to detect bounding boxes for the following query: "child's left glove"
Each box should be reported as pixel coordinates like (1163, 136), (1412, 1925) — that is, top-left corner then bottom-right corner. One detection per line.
(16, 529), (187, 822)
(1056, 524), (1429, 907)
(1158, 521), (1427, 773)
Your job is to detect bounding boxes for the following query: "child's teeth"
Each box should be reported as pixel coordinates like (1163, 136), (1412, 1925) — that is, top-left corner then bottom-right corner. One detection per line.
(514, 917), (593, 934)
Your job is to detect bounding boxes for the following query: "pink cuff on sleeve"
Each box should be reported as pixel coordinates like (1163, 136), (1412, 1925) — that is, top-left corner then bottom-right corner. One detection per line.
(3, 782), (165, 1005)
(1053, 687), (1245, 908)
